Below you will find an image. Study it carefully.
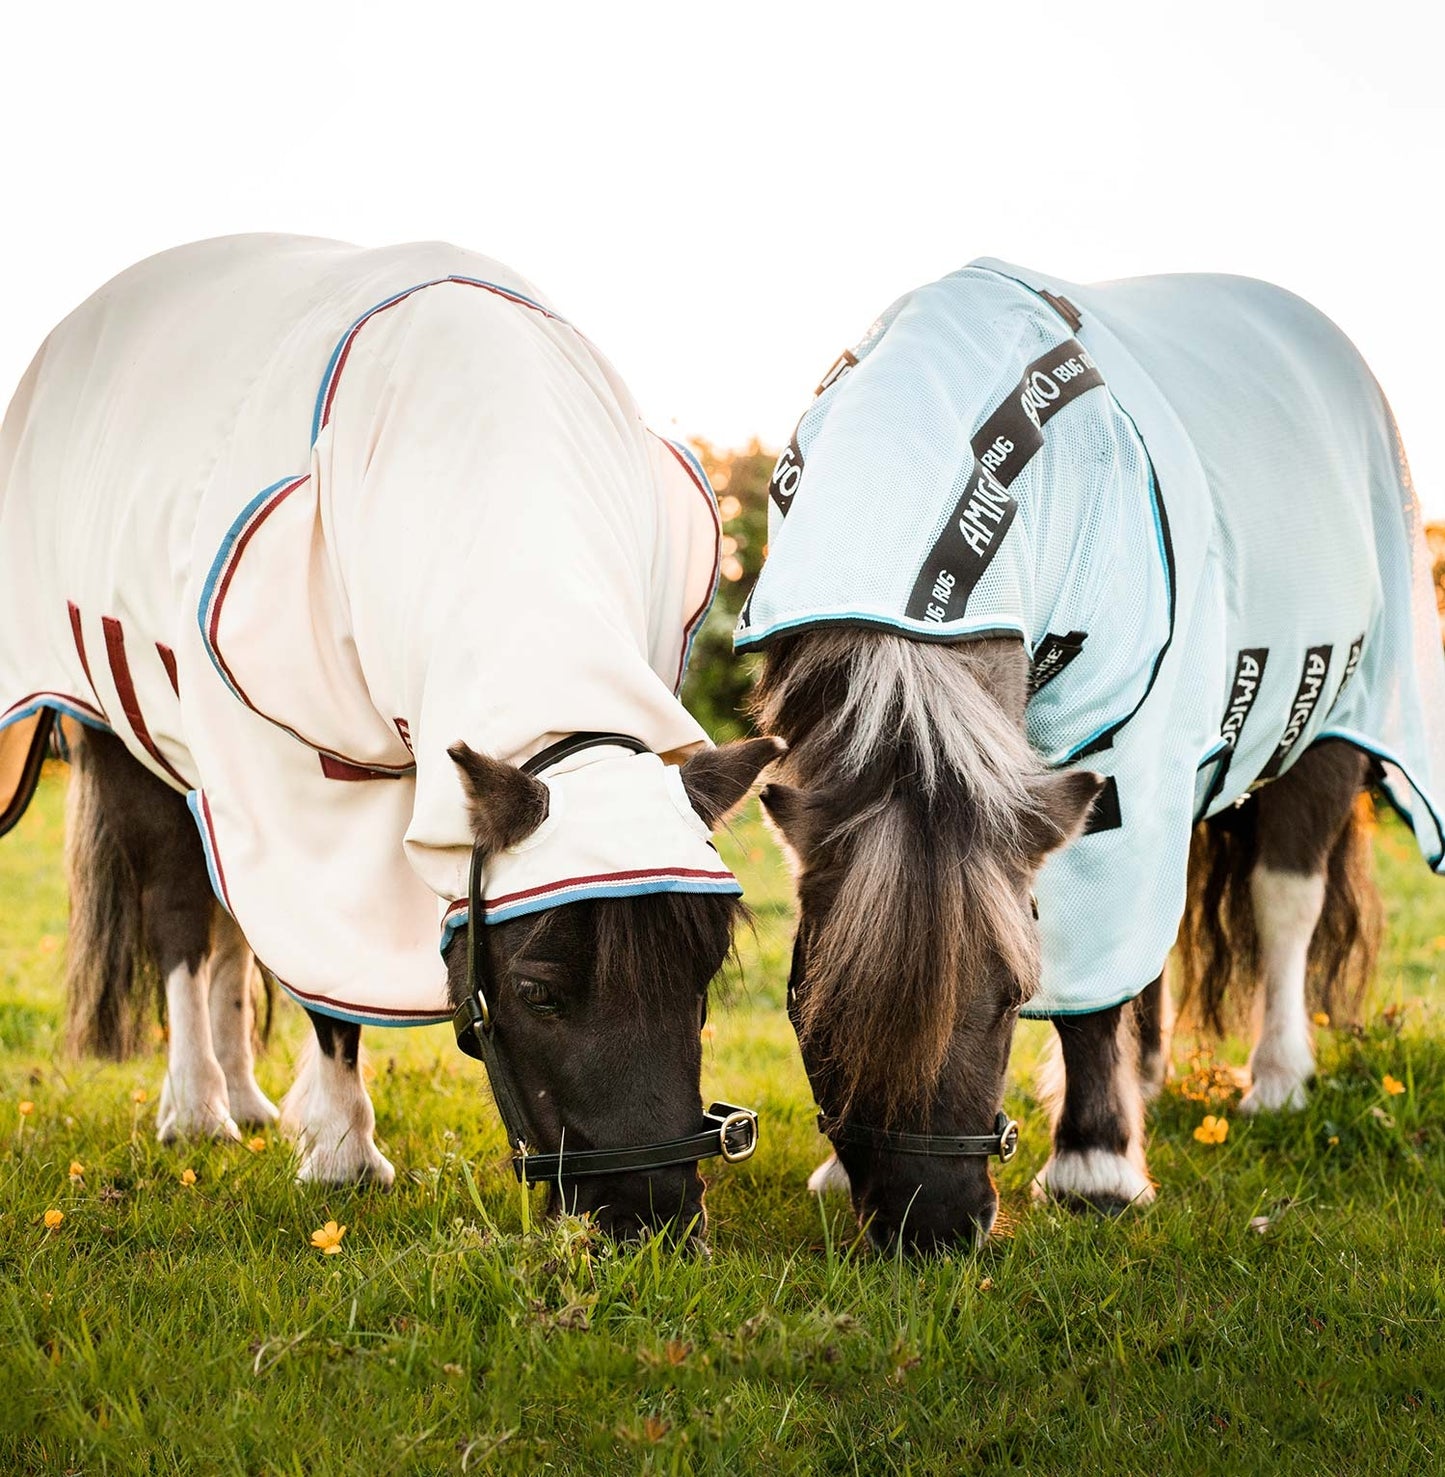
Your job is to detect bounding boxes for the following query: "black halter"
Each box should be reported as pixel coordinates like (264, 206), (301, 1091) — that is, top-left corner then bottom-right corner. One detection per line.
(785, 936), (1019, 1165)
(452, 732), (759, 1184)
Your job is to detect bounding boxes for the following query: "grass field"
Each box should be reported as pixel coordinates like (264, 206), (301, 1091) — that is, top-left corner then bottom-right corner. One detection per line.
(2, 765), (1443, 1474)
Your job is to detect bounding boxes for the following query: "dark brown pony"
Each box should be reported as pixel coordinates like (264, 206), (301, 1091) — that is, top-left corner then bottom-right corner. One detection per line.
(756, 629), (1377, 1250)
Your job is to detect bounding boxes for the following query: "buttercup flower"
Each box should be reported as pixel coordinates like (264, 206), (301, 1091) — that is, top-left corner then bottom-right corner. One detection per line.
(1312, 1011), (1330, 1027)
(1193, 1115), (1229, 1145)
(43, 1209), (64, 1229)
(131, 1088), (148, 1104)
(1382, 1074), (1406, 1097)
(310, 1220), (346, 1254)
(18, 1100), (34, 1116)
(247, 1136), (266, 1153)
(180, 1168), (197, 1186)
(68, 1161), (84, 1181)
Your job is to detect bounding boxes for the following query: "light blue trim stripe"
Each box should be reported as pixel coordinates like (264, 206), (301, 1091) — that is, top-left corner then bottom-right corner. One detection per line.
(185, 790), (232, 914)
(1, 697), (111, 734)
(439, 909), (468, 957)
(485, 876), (742, 925)
(195, 475), (304, 703)
(308, 275), (568, 446)
(274, 981), (453, 1030)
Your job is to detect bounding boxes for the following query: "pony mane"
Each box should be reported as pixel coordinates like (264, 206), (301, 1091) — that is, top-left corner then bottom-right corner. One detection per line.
(753, 629), (1045, 1120)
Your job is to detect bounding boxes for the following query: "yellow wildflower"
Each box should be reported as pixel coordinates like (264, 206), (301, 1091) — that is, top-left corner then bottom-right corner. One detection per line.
(310, 1220), (346, 1254)
(180, 1168), (197, 1186)
(1312, 1012), (1330, 1027)
(18, 1100), (34, 1116)
(1193, 1114), (1229, 1145)
(43, 1209), (64, 1229)
(1328, 1135), (1340, 1147)
(131, 1088), (148, 1104)
(68, 1161), (84, 1181)
(1382, 1074), (1406, 1097)
(247, 1136), (266, 1153)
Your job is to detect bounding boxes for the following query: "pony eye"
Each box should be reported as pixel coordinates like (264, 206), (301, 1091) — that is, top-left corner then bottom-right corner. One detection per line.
(514, 978), (559, 1016)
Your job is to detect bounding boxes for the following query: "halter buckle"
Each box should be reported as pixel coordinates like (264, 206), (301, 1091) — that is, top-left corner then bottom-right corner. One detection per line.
(451, 992), (492, 1062)
(996, 1113), (1020, 1164)
(713, 1104), (759, 1163)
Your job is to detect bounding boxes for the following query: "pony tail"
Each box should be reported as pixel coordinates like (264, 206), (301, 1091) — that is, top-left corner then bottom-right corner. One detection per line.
(63, 737), (155, 1058)
(1308, 795), (1381, 1024)
(1172, 804), (1259, 1036)
(1173, 792), (1381, 1035)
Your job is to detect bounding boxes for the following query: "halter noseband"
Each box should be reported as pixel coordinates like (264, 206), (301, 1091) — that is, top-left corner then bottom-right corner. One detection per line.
(452, 732), (759, 1184)
(785, 937), (1019, 1165)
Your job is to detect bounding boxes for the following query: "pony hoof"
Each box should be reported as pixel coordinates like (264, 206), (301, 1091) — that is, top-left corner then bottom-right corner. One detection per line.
(296, 1146), (396, 1188)
(1033, 1150), (1156, 1214)
(157, 1110), (242, 1144)
(807, 1154), (851, 1196)
(225, 1084), (281, 1127)
(1239, 1074), (1310, 1115)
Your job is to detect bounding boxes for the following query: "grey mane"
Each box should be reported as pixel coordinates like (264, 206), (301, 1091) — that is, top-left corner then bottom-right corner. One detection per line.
(754, 629), (1046, 1118)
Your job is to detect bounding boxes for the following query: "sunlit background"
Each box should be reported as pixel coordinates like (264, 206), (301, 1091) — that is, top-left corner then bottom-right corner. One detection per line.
(2, 1), (1441, 513)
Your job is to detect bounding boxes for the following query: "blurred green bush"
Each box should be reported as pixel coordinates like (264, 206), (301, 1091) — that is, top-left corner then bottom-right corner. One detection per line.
(680, 440), (775, 740)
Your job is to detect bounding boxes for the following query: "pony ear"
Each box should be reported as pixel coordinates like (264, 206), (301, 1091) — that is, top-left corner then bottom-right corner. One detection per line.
(680, 736), (786, 829)
(758, 781), (818, 865)
(448, 743), (551, 856)
(1021, 769), (1106, 864)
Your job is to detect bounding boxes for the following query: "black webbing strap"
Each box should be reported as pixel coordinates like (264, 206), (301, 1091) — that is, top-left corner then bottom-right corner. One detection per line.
(822, 1112), (1019, 1162)
(508, 1103), (758, 1184)
(904, 336), (1105, 625)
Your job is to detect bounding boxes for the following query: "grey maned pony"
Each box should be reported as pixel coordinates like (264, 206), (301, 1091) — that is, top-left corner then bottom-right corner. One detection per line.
(756, 632), (1377, 1249)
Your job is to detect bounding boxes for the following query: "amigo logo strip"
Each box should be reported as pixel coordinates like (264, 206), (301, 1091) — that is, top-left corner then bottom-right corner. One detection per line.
(905, 337), (1105, 625)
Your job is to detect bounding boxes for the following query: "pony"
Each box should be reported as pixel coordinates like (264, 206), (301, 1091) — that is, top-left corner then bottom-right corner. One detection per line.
(741, 259), (1443, 1250)
(0, 235), (780, 1240)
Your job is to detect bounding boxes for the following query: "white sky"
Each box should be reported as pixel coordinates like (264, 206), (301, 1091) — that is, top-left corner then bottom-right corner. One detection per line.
(3, 1), (1443, 510)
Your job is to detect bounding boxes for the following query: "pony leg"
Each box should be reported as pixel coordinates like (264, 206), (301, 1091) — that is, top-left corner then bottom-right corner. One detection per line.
(1238, 866), (1325, 1113)
(281, 1011), (395, 1185)
(1035, 1002), (1154, 1211)
(207, 908), (278, 1127)
(1241, 740), (1370, 1115)
(69, 728), (236, 1140)
(156, 952), (240, 1143)
(1132, 973), (1173, 1103)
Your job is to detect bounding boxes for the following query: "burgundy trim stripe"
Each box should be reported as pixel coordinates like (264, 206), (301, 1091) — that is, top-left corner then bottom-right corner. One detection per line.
(273, 974), (453, 1022)
(657, 437), (723, 692)
(488, 865), (736, 911)
(156, 642), (179, 696)
(101, 617), (187, 788)
(202, 475), (413, 776)
(66, 601), (103, 710)
(319, 753), (409, 782)
(315, 277), (564, 436)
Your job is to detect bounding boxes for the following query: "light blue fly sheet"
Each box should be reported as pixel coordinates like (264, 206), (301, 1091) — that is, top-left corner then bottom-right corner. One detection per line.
(738, 260), (1445, 1016)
